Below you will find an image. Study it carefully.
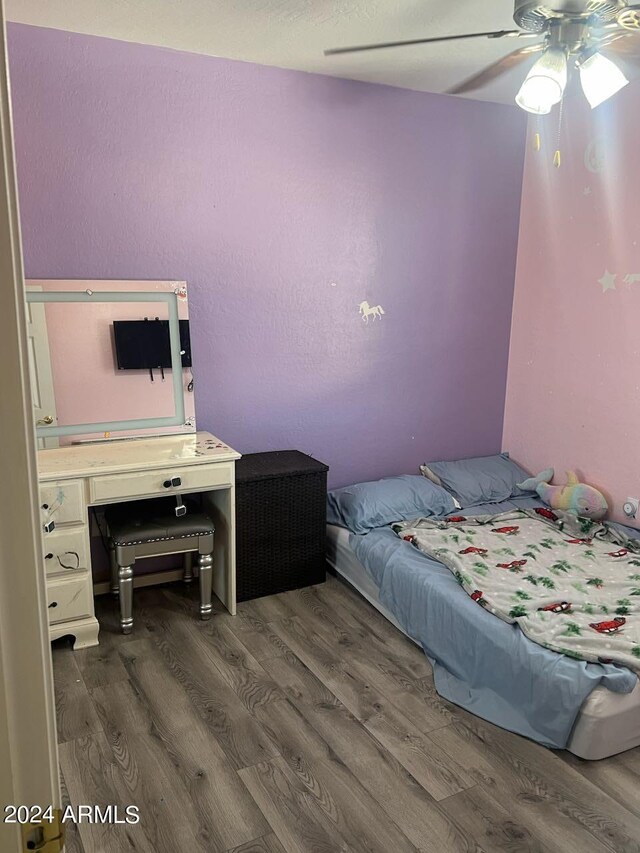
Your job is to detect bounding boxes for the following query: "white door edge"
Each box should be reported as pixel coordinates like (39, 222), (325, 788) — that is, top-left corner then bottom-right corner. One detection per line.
(0, 2), (60, 851)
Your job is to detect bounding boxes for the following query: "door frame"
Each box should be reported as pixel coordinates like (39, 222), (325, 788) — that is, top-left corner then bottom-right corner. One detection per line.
(0, 2), (60, 851)
(26, 286), (59, 449)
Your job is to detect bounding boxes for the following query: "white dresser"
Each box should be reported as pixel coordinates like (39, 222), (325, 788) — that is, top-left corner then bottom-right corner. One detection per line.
(37, 431), (240, 649)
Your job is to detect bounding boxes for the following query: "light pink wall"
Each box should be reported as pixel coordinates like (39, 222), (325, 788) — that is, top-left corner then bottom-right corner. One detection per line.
(30, 280), (194, 441)
(503, 82), (640, 526)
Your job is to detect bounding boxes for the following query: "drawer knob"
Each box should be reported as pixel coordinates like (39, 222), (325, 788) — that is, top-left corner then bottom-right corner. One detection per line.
(48, 601), (57, 609)
(42, 503), (49, 510)
(163, 476), (182, 489)
(45, 553), (53, 560)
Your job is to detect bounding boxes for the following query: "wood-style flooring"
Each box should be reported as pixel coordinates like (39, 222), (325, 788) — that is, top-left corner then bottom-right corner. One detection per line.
(52, 574), (640, 853)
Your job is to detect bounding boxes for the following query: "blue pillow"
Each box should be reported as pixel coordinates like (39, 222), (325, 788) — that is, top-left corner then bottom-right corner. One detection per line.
(327, 474), (456, 534)
(420, 453), (534, 507)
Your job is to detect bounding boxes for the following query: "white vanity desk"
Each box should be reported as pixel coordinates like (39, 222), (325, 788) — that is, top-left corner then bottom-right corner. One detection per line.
(37, 431), (240, 649)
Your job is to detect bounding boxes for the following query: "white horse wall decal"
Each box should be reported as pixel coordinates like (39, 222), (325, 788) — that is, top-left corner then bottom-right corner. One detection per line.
(624, 274), (640, 285)
(359, 301), (385, 322)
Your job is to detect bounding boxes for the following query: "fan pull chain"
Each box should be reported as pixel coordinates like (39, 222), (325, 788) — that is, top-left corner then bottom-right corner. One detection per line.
(553, 98), (564, 168)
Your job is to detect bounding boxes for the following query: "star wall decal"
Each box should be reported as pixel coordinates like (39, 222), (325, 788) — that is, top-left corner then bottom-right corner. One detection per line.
(598, 270), (617, 292)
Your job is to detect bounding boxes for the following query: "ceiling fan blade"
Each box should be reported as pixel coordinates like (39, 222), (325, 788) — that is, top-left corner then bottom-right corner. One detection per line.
(324, 30), (530, 57)
(446, 44), (545, 95)
(600, 33), (640, 67)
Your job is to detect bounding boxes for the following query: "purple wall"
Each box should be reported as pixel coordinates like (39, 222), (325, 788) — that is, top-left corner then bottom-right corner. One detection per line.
(8, 24), (527, 488)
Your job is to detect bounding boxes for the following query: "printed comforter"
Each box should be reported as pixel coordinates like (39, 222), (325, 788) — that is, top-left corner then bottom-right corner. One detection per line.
(393, 508), (640, 672)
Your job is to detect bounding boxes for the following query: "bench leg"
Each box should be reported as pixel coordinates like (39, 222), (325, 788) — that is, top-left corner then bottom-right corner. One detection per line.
(109, 545), (119, 597)
(118, 564), (134, 634)
(183, 551), (194, 584)
(198, 552), (213, 621)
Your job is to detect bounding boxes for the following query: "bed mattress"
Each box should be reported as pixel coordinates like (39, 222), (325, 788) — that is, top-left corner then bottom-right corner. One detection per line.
(327, 523), (640, 760)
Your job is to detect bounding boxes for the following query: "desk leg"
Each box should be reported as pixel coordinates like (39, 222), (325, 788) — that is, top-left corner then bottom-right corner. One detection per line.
(203, 485), (236, 615)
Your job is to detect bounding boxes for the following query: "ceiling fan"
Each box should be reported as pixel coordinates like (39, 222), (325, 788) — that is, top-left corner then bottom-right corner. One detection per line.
(325, 1), (640, 114)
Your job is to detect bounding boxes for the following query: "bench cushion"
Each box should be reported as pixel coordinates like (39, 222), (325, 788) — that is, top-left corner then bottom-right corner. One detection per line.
(106, 498), (214, 546)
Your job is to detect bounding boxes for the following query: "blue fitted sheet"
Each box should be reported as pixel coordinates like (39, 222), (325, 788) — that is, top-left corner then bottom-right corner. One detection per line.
(349, 496), (638, 749)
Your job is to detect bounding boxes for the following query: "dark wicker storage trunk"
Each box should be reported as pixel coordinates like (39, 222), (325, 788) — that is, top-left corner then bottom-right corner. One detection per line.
(235, 450), (329, 602)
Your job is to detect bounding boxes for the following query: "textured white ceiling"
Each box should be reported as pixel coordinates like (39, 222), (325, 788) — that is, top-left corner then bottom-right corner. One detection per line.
(6, 0), (536, 104)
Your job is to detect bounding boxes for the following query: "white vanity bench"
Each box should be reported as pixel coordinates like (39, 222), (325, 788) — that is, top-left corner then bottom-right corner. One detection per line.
(37, 431), (240, 649)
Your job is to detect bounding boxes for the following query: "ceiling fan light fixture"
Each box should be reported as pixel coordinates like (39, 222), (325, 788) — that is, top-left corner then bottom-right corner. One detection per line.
(515, 47), (568, 114)
(579, 52), (629, 109)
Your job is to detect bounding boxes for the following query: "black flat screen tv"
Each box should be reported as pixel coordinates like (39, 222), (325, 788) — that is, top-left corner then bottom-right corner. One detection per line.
(113, 319), (192, 370)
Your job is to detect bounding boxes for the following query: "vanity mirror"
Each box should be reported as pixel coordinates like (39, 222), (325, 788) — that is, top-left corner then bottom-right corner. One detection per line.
(26, 280), (196, 444)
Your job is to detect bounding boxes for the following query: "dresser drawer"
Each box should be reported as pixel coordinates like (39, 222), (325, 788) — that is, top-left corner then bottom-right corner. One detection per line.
(42, 527), (89, 578)
(89, 462), (233, 504)
(46, 576), (93, 625)
(39, 479), (85, 526)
